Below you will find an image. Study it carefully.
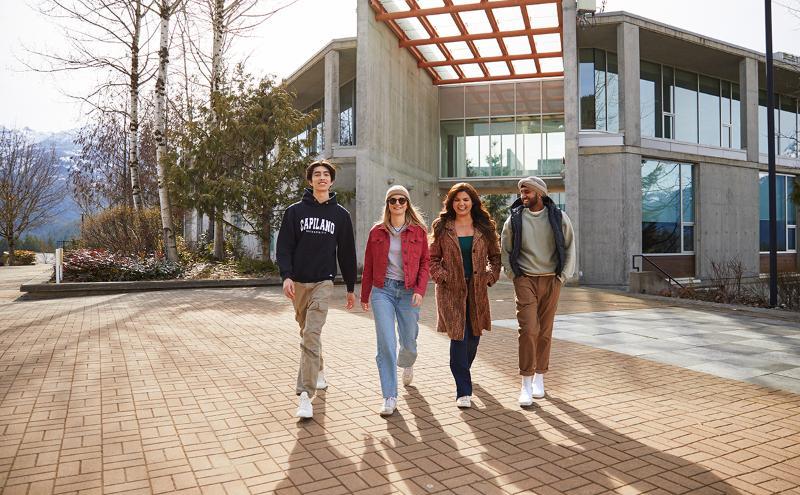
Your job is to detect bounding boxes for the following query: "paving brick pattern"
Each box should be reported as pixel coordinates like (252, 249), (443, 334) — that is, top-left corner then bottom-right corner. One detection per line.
(1, 280), (799, 494)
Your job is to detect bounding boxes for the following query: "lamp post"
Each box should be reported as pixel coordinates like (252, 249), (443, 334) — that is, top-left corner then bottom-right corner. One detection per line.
(765, 0), (778, 307)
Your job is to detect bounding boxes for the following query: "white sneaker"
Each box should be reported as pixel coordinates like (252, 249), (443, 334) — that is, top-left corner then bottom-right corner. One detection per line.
(531, 373), (545, 399)
(379, 397), (397, 416)
(316, 370), (328, 390)
(456, 396), (471, 408)
(402, 367), (413, 386)
(518, 376), (533, 407)
(295, 392), (313, 418)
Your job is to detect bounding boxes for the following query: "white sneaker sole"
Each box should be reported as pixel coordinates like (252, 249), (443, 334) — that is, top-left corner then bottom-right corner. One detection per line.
(295, 409), (312, 419)
(379, 408), (395, 417)
(518, 397), (533, 407)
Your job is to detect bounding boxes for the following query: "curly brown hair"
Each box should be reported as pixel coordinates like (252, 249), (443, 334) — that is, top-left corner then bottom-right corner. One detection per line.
(431, 182), (497, 244)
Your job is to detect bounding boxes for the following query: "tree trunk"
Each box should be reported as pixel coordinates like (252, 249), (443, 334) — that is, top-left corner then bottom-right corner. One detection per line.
(7, 235), (16, 266)
(155, 0), (179, 261)
(210, 0), (225, 259)
(261, 208), (271, 260)
(213, 217), (224, 260)
(128, 0), (144, 210)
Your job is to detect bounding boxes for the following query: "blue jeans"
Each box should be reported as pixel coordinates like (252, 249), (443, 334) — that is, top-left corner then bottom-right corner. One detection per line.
(371, 279), (420, 398)
(450, 298), (480, 399)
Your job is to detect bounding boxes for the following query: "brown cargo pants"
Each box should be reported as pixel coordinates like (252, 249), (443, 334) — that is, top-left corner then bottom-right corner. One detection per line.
(293, 280), (332, 397)
(514, 274), (561, 376)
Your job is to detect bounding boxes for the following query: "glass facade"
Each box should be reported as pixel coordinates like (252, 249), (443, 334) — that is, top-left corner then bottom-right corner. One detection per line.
(440, 80), (565, 178)
(640, 62), (740, 149)
(759, 92), (800, 158)
(759, 173), (797, 252)
(641, 159), (694, 254)
(579, 48), (619, 132)
(339, 78), (356, 146)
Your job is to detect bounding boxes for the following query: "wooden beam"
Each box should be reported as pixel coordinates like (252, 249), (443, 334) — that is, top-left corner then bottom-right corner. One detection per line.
(375, 0), (559, 21)
(400, 26), (560, 47)
(407, 0), (466, 80)
(433, 72), (563, 85)
(418, 51), (562, 68)
(442, 0), (488, 78)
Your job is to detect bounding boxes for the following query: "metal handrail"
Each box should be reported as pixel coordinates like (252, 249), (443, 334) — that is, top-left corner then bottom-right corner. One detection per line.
(632, 254), (685, 289)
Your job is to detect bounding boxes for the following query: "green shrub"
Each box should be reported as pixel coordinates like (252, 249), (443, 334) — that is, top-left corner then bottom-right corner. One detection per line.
(63, 248), (184, 282)
(81, 206), (167, 255)
(236, 257), (278, 276)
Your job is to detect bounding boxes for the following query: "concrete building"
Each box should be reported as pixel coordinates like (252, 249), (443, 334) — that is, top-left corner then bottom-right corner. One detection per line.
(284, 0), (800, 286)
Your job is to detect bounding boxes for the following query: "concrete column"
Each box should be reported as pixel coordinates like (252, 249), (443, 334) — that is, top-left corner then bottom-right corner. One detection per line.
(323, 50), (340, 158)
(740, 57), (759, 162)
(617, 22), (641, 146)
(562, 0), (581, 282)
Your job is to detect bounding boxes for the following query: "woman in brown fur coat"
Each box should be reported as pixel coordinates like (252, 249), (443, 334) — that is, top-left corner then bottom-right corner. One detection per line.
(429, 183), (501, 409)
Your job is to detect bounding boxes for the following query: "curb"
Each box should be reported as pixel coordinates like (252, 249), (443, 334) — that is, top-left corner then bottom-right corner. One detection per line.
(20, 277), (283, 299)
(589, 286), (800, 324)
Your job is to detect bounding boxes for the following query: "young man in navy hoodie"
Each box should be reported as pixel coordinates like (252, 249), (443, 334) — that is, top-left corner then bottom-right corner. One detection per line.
(276, 159), (357, 418)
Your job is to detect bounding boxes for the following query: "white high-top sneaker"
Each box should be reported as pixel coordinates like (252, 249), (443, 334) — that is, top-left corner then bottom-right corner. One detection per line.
(316, 370), (328, 390)
(518, 376), (534, 406)
(402, 367), (413, 386)
(295, 392), (313, 418)
(456, 396), (472, 409)
(531, 373), (545, 399)
(379, 397), (397, 416)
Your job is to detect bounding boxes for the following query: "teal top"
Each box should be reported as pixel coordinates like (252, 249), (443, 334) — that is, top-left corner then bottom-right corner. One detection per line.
(458, 236), (474, 279)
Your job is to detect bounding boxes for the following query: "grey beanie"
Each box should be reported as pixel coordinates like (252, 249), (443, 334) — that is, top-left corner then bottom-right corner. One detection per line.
(517, 176), (548, 197)
(385, 185), (411, 202)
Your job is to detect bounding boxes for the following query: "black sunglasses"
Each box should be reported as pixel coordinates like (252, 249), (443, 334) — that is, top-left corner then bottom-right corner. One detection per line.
(387, 197), (408, 205)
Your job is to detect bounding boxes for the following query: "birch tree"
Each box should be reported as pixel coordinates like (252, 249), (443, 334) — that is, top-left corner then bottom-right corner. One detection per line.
(152, 0), (186, 261)
(31, 0), (157, 210)
(180, 0), (299, 259)
(0, 130), (66, 266)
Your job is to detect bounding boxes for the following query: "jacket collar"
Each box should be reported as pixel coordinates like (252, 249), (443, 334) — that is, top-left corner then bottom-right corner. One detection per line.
(444, 219), (483, 241)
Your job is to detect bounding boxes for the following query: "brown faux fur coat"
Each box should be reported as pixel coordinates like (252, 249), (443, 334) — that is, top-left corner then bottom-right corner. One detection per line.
(429, 220), (502, 340)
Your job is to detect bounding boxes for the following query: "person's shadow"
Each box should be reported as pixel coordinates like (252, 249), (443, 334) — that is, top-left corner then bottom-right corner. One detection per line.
(465, 383), (742, 494)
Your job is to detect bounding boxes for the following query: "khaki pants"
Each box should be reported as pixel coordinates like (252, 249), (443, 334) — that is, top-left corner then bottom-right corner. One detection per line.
(293, 280), (332, 397)
(514, 275), (561, 376)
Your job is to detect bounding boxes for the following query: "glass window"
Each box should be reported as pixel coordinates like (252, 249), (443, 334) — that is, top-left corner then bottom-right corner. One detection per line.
(516, 116), (542, 176)
(465, 85), (491, 118)
(606, 52), (619, 133)
(662, 66), (674, 140)
(339, 79), (356, 146)
(579, 48), (596, 130)
(579, 49), (618, 133)
(489, 118), (516, 176)
(465, 119), (491, 176)
(542, 116), (565, 176)
(441, 120), (465, 178)
(698, 75), (721, 147)
(779, 96), (798, 158)
(640, 61), (662, 138)
(731, 83), (741, 149)
(642, 159), (694, 254)
(759, 173), (796, 252)
(674, 70), (698, 143)
(440, 86), (465, 120)
(759, 90), (780, 155)
(541, 79), (564, 114)
(491, 83), (515, 117)
(516, 81), (542, 115)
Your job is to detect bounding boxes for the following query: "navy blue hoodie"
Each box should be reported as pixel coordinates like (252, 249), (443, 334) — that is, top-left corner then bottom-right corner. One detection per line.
(276, 189), (357, 292)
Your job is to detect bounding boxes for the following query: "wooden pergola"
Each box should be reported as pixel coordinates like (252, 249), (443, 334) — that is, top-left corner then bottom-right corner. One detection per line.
(369, 0), (564, 85)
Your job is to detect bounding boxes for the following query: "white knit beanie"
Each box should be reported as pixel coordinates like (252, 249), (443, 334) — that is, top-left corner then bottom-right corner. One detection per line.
(385, 185), (411, 202)
(517, 176), (548, 197)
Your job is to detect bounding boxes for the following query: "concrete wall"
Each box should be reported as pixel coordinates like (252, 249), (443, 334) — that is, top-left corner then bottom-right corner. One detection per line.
(562, 0), (581, 282)
(695, 163), (760, 278)
(578, 151), (642, 285)
(355, 0), (440, 263)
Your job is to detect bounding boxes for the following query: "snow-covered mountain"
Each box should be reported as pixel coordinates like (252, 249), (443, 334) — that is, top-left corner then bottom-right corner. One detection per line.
(2, 126), (83, 242)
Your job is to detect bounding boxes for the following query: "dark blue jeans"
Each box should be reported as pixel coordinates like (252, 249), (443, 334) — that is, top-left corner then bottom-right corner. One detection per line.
(450, 298), (480, 399)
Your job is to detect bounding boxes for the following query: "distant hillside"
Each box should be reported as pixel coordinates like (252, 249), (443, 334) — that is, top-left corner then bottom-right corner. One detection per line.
(3, 127), (83, 242)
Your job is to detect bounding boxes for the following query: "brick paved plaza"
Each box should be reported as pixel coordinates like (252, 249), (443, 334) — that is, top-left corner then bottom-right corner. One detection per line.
(1, 266), (800, 494)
